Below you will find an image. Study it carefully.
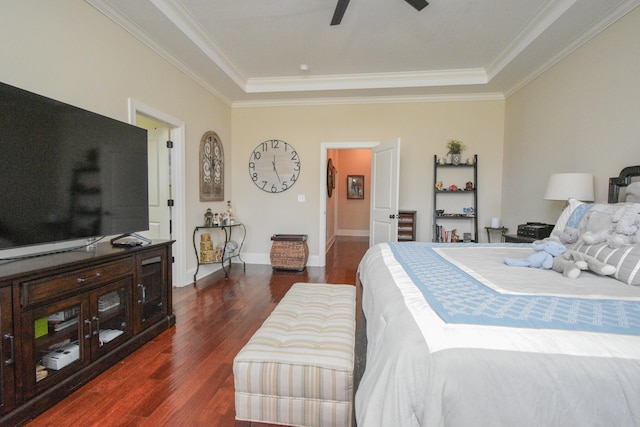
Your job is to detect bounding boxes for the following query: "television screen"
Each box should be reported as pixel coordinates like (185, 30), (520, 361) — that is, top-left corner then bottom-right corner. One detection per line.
(0, 81), (149, 250)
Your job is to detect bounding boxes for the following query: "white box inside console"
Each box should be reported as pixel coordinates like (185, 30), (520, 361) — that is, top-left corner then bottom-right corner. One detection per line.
(42, 343), (79, 370)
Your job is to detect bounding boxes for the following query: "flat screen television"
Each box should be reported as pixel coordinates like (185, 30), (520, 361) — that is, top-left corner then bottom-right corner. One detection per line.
(0, 81), (149, 251)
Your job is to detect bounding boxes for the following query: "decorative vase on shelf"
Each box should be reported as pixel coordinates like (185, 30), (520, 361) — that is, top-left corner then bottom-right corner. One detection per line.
(446, 139), (466, 166)
(226, 200), (235, 224)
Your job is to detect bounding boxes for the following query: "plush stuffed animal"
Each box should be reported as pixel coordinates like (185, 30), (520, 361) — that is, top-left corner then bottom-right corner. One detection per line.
(558, 227), (579, 245)
(552, 250), (616, 279)
(540, 227), (578, 247)
(504, 241), (566, 269)
(579, 208), (616, 246)
(535, 227), (578, 247)
(625, 182), (640, 203)
(608, 203), (640, 248)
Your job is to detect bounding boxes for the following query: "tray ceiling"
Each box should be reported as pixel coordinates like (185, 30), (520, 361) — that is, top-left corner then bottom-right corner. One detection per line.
(87, 0), (639, 105)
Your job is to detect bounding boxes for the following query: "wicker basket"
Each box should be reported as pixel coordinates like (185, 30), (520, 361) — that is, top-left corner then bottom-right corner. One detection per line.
(270, 234), (309, 271)
(200, 250), (214, 264)
(199, 234), (214, 263)
(200, 234), (213, 250)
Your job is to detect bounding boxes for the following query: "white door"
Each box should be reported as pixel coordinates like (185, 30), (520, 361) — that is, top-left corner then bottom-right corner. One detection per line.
(369, 139), (400, 246)
(141, 127), (171, 240)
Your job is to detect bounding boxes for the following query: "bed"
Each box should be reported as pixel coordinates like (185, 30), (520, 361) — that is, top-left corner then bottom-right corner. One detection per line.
(355, 166), (640, 427)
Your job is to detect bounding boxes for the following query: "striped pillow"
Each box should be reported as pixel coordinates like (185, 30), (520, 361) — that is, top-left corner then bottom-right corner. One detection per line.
(573, 241), (640, 285)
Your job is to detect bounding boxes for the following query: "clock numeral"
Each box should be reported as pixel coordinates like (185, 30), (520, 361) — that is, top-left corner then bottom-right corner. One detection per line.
(281, 181), (289, 190)
(290, 174), (297, 182)
(293, 162), (300, 172)
(271, 184), (279, 193)
(249, 161), (256, 170)
(290, 151), (298, 161)
(259, 180), (268, 190)
(260, 142), (268, 152)
(251, 172), (258, 182)
(271, 140), (279, 149)
(252, 150), (262, 161)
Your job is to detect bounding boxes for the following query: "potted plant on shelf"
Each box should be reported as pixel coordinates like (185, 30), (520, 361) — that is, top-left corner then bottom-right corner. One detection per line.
(447, 139), (466, 165)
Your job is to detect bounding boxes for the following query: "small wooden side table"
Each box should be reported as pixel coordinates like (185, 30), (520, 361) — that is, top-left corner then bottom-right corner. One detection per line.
(485, 226), (508, 243)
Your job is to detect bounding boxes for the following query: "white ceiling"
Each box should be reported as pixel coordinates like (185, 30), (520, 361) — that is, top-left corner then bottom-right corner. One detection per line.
(87, 0), (639, 106)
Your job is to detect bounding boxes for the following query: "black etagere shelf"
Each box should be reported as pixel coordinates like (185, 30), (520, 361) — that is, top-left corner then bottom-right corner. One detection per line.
(432, 154), (478, 242)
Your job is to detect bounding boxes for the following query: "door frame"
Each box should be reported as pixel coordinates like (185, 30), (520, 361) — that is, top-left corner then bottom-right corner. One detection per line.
(128, 99), (188, 287)
(319, 141), (379, 267)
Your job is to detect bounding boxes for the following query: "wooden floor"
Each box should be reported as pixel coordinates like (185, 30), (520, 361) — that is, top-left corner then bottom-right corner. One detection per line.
(26, 236), (369, 426)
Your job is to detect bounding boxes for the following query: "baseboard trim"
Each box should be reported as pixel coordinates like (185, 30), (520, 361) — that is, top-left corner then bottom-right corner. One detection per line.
(336, 229), (369, 237)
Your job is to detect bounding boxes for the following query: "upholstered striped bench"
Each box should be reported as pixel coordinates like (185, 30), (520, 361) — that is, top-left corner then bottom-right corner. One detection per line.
(233, 282), (356, 427)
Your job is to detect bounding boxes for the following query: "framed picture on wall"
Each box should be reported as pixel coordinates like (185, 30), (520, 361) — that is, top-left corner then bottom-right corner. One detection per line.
(347, 175), (364, 199)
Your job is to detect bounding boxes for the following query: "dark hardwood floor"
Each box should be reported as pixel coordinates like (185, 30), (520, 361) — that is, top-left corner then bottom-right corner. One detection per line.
(26, 236), (369, 426)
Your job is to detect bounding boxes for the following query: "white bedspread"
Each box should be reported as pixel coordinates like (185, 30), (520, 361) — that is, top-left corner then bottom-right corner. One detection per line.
(355, 243), (640, 427)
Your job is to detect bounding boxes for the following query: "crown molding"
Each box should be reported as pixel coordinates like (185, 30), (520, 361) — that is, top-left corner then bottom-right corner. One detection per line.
(244, 68), (488, 93)
(504, 0), (640, 98)
(232, 92), (504, 108)
(148, 0), (246, 89)
(86, 0), (233, 106)
(486, 0), (576, 80)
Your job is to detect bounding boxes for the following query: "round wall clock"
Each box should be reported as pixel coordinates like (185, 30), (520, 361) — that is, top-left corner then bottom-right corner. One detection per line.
(248, 139), (301, 193)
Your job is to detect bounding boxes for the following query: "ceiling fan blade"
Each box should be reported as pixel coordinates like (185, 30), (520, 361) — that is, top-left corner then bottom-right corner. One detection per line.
(404, 0), (428, 11)
(331, 0), (350, 26)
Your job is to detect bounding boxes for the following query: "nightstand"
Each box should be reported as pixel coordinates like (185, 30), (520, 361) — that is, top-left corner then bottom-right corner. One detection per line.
(504, 234), (536, 243)
(398, 210), (417, 242)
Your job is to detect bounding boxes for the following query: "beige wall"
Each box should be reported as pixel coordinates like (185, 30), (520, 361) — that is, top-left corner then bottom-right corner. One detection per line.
(232, 101), (505, 263)
(1, 1), (231, 285)
(503, 7), (640, 232)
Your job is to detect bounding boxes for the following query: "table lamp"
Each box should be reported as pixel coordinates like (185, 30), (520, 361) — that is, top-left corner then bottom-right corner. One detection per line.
(544, 173), (595, 203)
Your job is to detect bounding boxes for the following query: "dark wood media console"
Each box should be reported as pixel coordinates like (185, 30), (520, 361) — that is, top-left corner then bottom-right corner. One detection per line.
(0, 240), (174, 426)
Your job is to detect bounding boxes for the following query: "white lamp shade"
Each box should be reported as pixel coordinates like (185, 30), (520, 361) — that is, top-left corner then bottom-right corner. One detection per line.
(544, 173), (594, 202)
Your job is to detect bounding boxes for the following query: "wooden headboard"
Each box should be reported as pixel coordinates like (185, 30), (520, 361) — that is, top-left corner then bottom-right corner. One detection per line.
(609, 165), (640, 203)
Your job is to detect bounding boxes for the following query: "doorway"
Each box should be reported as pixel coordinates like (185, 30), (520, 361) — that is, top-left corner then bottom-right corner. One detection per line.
(319, 142), (378, 267)
(136, 121), (171, 240)
(128, 99), (188, 287)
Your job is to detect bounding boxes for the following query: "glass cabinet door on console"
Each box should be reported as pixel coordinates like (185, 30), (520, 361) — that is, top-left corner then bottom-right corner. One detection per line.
(134, 248), (168, 334)
(89, 278), (133, 360)
(21, 278), (133, 398)
(1, 286), (15, 416)
(21, 294), (90, 398)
